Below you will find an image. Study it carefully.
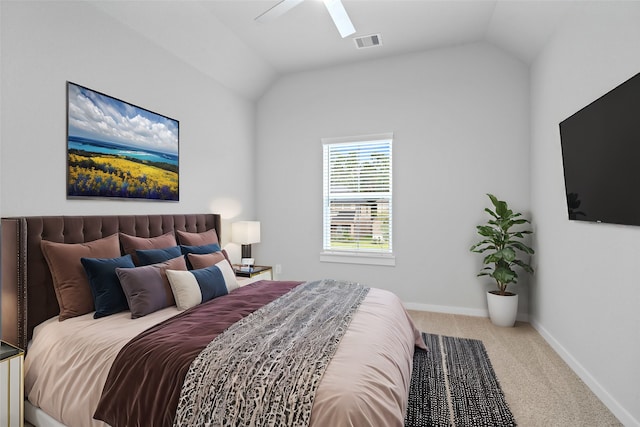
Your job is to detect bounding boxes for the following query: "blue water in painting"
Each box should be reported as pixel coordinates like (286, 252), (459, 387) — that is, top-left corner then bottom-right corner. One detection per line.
(68, 136), (178, 166)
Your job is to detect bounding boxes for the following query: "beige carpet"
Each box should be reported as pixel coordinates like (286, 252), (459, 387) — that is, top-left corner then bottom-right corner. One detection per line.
(407, 310), (622, 427)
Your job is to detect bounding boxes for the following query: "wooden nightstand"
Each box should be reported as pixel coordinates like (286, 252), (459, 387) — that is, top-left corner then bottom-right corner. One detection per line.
(233, 265), (273, 286)
(1, 341), (24, 427)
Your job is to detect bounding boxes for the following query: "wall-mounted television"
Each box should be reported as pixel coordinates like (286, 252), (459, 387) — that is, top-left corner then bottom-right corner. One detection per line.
(559, 72), (640, 226)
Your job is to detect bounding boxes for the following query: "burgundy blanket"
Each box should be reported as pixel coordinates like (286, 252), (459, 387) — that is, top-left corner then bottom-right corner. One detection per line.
(93, 280), (302, 427)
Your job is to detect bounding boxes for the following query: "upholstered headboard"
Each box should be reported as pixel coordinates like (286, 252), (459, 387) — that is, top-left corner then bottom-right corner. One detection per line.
(1, 214), (221, 350)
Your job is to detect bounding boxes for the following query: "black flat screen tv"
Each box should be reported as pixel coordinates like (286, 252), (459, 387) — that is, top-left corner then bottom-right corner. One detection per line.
(559, 72), (640, 226)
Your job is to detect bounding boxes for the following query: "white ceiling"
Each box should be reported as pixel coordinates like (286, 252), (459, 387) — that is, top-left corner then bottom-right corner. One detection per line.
(91, 0), (581, 100)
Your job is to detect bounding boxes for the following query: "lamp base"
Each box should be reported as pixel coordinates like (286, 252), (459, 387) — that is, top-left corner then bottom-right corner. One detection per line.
(241, 244), (252, 259)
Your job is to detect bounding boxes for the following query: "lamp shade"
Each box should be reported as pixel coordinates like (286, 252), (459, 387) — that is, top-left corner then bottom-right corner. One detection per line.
(231, 221), (261, 245)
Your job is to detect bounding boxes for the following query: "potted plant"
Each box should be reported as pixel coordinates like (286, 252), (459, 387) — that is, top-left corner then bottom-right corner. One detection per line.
(470, 194), (534, 327)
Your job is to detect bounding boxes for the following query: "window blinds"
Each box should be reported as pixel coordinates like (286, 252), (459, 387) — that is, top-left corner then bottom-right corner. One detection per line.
(323, 137), (392, 254)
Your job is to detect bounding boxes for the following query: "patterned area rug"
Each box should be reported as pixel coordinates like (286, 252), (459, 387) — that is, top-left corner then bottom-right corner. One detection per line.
(405, 333), (517, 427)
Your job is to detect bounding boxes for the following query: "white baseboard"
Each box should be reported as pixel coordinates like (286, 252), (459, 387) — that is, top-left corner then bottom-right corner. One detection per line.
(530, 319), (639, 427)
(403, 301), (529, 322)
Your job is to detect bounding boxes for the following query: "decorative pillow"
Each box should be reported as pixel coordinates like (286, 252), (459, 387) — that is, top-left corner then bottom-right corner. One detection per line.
(179, 243), (221, 255)
(41, 234), (121, 321)
(119, 231), (177, 265)
(176, 229), (219, 246)
(221, 249), (232, 267)
(136, 246), (182, 266)
(166, 260), (238, 311)
(116, 255), (187, 318)
(80, 255), (135, 319)
(187, 251), (233, 270)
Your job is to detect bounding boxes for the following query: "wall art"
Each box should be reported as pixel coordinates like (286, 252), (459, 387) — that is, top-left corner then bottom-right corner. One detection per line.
(67, 82), (179, 201)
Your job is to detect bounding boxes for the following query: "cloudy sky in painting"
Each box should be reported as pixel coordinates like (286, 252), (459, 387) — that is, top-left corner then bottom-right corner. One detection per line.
(67, 83), (178, 155)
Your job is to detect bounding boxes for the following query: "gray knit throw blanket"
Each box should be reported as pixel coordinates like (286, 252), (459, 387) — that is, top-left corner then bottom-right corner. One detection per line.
(173, 279), (370, 427)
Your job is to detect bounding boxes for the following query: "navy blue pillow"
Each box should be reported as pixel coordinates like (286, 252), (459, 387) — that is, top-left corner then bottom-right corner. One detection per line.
(191, 264), (230, 302)
(179, 243), (221, 255)
(136, 246), (182, 266)
(81, 254), (135, 318)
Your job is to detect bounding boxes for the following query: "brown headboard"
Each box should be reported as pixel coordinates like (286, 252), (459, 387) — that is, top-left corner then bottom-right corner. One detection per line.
(1, 214), (221, 350)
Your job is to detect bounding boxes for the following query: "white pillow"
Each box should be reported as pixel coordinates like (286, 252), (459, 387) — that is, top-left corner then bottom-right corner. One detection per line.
(216, 260), (239, 292)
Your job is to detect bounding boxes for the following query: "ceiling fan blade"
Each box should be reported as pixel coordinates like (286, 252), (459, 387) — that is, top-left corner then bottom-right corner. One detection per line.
(323, 0), (356, 38)
(255, 0), (304, 23)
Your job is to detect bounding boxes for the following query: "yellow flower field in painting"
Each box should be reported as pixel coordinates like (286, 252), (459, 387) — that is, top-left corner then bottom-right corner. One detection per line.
(68, 152), (178, 200)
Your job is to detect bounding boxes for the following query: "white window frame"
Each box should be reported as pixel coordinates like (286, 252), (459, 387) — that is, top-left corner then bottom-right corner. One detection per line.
(321, 132), (395, 266)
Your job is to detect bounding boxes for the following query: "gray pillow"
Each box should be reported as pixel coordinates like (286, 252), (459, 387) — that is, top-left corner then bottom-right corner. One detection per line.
(115, 256), (187, 318)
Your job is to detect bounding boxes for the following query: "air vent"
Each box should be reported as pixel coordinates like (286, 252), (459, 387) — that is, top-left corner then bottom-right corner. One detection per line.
(354, 34), (382, 49)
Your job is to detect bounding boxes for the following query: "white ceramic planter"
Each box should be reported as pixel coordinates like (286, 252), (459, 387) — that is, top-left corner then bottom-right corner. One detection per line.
(486, 291), (518, 327)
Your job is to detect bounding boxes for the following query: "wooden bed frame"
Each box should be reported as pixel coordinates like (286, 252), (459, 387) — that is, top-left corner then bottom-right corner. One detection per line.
(0, 214), (221, 350)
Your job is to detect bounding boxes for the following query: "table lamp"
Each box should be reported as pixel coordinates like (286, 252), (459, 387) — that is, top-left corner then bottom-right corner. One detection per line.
(231, 221), (261, 260)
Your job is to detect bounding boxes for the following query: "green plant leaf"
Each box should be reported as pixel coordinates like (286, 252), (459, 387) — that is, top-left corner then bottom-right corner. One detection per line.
(483, 252), (501, 264)
(492, 266), (517, 284)
(501, 247), (516, 262)
(484, 208), (498, 219)
(476, 225), (499, 238)
(470, 241), (497, 253)
(488, 194), (509, 218)
(512, 259), (534, 274)
(509, 241), (535, 254)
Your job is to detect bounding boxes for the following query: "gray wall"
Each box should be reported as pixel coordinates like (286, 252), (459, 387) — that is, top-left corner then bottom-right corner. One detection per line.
(0, 1), (258, 243)
(256, 42), (531, 318)
(530, 2), (640, 425)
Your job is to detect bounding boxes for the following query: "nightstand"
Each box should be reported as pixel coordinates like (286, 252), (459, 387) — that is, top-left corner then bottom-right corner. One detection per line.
(234, 265), (273, 286)
(1, 341), (24, 427)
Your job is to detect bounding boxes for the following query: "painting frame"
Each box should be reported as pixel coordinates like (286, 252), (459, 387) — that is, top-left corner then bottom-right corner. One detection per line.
(66, 82), (179, 201)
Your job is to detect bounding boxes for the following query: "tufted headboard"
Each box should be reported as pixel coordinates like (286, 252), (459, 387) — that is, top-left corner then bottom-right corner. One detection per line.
(1, 213), (221, 350)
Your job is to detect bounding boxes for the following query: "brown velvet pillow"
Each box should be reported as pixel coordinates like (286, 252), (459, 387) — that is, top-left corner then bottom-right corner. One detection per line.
(176, 229), (219, 246)
(119, 231), (177, 265)
(187, 250), (234, 270)
(187, 252), (226, 270)
(116, 255), (187, 318)
(41, 234), (121, 321)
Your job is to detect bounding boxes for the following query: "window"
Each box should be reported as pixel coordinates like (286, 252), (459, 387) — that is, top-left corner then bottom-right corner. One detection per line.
(321, 133), (394, 266)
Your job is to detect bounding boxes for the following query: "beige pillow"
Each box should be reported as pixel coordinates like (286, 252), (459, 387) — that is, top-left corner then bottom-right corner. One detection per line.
(119, 231), (177, 265)
(176, 229), (219, 246)
(41, 234), (121, 321)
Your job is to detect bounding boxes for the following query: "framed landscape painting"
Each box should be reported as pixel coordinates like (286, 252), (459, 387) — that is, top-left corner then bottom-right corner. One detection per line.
(67, 82), (179, 201)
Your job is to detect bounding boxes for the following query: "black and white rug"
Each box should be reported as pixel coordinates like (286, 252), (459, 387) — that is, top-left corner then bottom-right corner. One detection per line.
(405, 333), (517, 427)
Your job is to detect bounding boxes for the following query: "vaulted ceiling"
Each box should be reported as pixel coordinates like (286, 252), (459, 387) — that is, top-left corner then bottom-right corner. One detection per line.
(92, 0), (581, 99)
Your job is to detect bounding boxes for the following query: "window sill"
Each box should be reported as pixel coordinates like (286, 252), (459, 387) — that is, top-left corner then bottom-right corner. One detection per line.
(320, 251), (396, 266)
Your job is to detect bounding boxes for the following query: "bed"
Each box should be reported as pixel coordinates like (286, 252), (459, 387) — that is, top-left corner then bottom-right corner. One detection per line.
(0, 214), (424, 427)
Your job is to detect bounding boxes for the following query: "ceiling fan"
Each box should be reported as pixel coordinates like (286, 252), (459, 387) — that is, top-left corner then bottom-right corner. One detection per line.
(255, 0), (356, 38)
